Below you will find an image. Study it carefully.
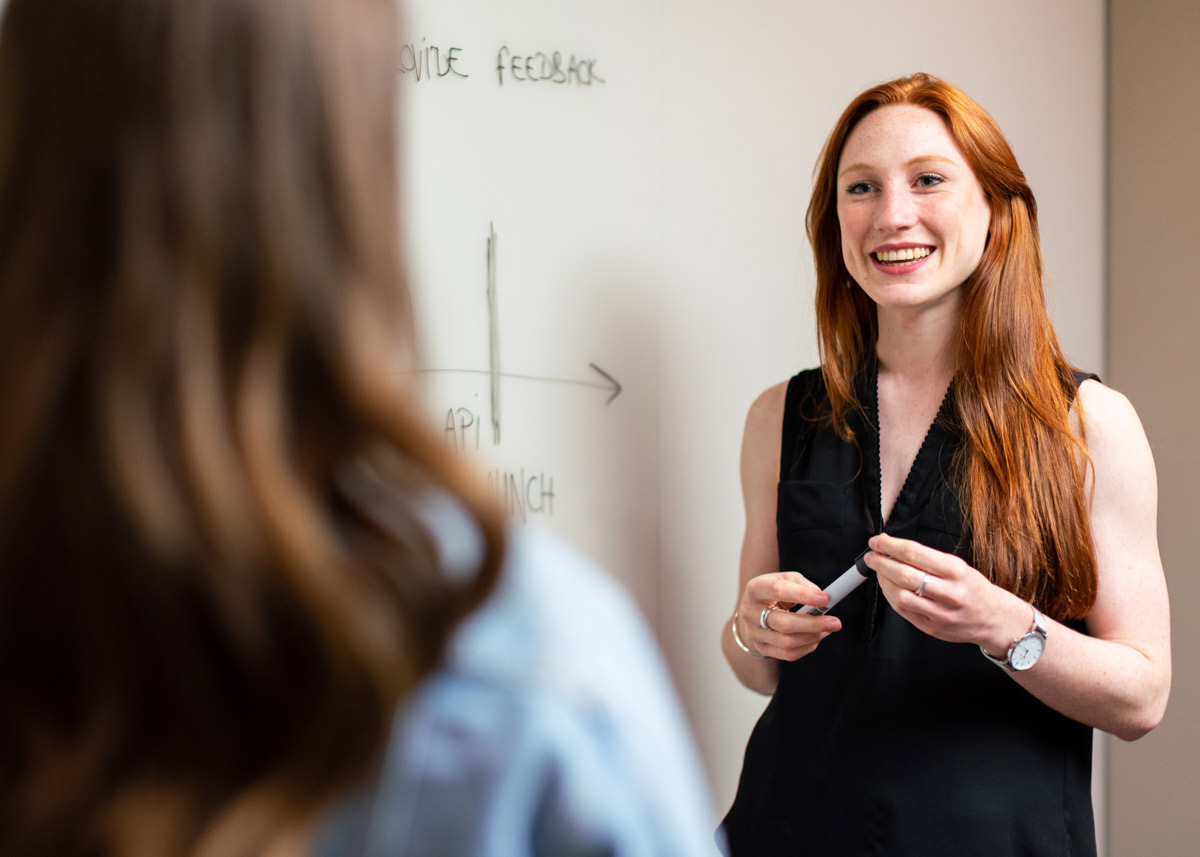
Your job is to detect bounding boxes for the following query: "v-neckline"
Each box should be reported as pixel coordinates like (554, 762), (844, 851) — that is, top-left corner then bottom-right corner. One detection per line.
(862, 363), (955, 533)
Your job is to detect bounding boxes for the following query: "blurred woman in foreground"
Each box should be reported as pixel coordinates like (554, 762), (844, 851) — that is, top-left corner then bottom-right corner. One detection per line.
(0, 1), (713, 855)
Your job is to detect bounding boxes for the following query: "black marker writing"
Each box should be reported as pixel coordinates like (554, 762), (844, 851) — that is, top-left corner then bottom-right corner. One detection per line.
(486, 468), (556, 521)
(445, 407), (482, 453)
(496, 47), (606, 86)
(487, 223), (501, 444)
(398, 38), (467, 81)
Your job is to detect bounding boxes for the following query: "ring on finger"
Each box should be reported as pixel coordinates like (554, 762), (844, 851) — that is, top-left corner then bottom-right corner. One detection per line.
(914, 573), (929, 598)
(760, 605), (779, 630)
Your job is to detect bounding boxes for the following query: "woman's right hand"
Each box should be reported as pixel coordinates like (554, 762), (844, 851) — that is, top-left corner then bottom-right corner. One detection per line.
(726, 384), (842, 693)
(736, 572), (842, 661)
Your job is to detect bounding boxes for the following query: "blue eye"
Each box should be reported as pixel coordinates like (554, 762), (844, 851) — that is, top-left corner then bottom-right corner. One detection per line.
(845, 181), (872, 195)
(915, 173), (945, 188)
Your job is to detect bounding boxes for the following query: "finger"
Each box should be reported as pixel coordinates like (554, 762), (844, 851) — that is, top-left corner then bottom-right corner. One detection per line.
(734, 603), (834, 651)
(757, 625), (839, 661)
(862, 549), (932, 594)
(763, 607), (841, 636)
(867, 533), (960, 576)
(748, 571), (829, 609)
(876, 573), (940, 622)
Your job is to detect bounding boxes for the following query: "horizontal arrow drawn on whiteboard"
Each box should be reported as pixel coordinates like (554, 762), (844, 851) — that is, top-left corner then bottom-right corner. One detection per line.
(417, 363), (623, 405)
(586, 363), (623, 405)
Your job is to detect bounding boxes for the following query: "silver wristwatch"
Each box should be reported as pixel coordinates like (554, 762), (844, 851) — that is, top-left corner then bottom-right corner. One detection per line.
(980, 605), (1048, 673)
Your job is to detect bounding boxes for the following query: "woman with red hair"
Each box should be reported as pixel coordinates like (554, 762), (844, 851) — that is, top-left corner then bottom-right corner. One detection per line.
(720, 73), (1170, 856)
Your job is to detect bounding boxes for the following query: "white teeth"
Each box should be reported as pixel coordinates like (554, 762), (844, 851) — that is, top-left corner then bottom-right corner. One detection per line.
(874, 247), (932, 263)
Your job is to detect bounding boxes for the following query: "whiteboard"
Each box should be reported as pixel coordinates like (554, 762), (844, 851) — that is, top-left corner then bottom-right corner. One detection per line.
(400, 0), (1106, 839)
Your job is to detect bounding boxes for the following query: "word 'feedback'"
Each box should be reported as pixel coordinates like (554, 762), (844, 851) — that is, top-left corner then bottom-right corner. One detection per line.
(497, 47), (605, 86)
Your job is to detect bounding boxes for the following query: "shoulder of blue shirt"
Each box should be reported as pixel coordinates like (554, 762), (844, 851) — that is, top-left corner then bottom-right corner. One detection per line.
(313, 509), (722, 857)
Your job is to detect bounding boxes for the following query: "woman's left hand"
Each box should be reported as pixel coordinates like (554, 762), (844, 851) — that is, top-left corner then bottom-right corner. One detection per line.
(864, 532), (1025, 650)
(863, 384), (1170, 741)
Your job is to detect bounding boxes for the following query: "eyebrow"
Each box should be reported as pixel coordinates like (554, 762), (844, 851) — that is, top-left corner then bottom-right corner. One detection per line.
(838, 154), (960, 179)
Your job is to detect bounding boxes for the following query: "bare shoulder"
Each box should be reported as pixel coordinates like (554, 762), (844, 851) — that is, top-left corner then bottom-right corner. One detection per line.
(744, 381), (789, 442)
(1078, 378), (1143, 433)
(1076, 379), (1153, 464)
(740, 380), (789, 488)
(1075, 379), (1158, 534)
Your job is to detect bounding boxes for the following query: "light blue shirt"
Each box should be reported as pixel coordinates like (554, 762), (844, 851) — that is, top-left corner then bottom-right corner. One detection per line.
(315, 522), (719, 856)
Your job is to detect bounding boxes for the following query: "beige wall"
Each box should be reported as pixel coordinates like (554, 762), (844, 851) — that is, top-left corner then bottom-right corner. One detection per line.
(1108, 1), (1200, 853)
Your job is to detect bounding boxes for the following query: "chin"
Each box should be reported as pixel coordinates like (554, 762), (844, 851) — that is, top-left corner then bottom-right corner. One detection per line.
(860, 280), (962, 311)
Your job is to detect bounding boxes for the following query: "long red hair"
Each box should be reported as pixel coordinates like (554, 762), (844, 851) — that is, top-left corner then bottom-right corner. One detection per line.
(806, 73), (1096, 619)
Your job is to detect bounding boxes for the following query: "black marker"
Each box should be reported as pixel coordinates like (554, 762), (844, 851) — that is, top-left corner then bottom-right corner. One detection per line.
(790, 549), (875, 616)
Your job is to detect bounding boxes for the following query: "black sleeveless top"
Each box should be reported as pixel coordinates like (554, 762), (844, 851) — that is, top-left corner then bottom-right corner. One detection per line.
(720, 367), (1097, 857)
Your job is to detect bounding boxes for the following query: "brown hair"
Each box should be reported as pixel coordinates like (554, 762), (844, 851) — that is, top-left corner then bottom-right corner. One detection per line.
(806, 73), (1097, 619)
(0, 0), (504, 854)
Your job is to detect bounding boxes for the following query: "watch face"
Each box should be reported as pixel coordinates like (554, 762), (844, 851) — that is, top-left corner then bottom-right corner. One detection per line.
(1010, 634), (1045, 671)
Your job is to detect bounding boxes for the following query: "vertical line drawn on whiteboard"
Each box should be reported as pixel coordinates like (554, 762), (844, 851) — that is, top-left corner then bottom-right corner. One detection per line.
(487, 222), (501, 444)
(416, 220), (624, 445)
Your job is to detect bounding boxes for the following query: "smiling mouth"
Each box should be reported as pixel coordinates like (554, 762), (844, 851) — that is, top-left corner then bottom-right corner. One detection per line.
(872, 247), (933, 266)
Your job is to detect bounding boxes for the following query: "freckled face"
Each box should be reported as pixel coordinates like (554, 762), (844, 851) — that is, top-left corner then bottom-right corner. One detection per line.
(836, 104), (992, 316)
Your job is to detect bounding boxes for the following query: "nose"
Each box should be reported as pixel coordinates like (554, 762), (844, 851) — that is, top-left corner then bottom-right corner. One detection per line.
(876, 184), (916, 233)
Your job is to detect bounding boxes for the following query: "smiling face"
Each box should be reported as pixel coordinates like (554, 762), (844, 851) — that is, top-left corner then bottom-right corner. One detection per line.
(836, 104), (992, 319)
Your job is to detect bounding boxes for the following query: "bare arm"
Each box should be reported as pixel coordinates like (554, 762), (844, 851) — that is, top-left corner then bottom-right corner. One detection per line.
(721, 383), (842, 695)
(868, 380), (1171, 739)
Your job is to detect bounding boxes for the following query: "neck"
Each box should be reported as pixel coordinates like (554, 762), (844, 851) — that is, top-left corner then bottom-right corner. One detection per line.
(874, 304), (959, 384)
